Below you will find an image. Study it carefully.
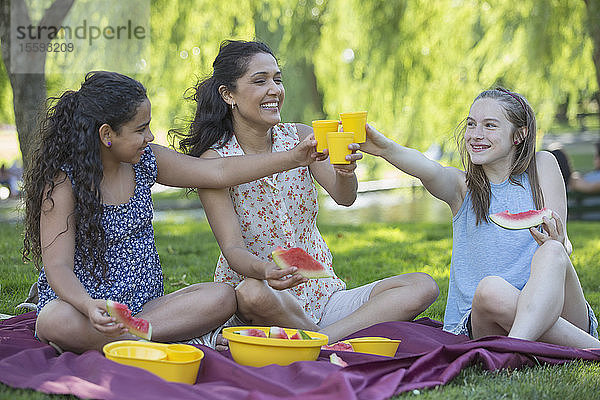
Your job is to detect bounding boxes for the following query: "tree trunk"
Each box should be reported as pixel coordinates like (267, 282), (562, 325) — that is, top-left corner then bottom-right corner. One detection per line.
(584, 0), (600, 126)
(0, 0), (73, 168)
(8, 73), (47, 166)
(252, 2), (325, 123)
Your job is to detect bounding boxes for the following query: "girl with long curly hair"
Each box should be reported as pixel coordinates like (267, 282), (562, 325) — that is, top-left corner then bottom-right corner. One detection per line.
(360, 88), (600, 348)
(22, 71), (323, 353)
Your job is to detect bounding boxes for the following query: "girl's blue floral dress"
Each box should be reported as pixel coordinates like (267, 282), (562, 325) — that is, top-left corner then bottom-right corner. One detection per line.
(37, 146), (163, 315)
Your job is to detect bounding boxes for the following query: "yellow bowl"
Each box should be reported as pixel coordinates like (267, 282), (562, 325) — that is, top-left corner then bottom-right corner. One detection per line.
(103, 341), (204, 384)
(165, 344), (201, 362)
(222, 326), (328, 367)
(347, 336), (401, 357)
(111, 345), (167, 360)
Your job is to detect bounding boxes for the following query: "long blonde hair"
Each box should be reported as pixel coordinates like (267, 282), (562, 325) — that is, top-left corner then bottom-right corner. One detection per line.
(456, 88), (544, 225)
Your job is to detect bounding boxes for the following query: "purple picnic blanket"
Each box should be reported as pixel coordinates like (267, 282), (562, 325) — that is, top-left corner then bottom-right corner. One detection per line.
(1, 312), (599, 399)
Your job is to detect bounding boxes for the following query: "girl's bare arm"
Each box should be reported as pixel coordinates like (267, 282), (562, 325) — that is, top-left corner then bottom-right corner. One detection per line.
(360, 124), (466, 214)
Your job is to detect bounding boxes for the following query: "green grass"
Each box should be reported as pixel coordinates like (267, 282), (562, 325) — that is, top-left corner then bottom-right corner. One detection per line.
(1, 217), (600, 399)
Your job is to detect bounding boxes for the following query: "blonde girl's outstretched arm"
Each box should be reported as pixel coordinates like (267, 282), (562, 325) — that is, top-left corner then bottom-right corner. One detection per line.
(151, 135), (324, 190)
(39, 173), (127, 336)
(360, 124), (466, 213)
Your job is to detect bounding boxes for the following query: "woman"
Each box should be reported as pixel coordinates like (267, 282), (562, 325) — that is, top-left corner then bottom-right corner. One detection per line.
(176, 40), (439, 343)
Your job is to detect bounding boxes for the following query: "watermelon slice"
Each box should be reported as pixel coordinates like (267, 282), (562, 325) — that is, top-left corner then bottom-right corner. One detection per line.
(322, 341), (354, 352)
(329, 353), (348, 367)
(271, 247), (332, 279)
(489, 207), (553, 230)
(106, 300), (152, 340)
(268, 326), (289, 339)
(290, 329), (314, 340)
(234, 328), (267, 338)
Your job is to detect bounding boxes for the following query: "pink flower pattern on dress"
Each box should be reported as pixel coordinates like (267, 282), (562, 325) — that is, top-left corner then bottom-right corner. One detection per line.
(212, 123), (346, 323)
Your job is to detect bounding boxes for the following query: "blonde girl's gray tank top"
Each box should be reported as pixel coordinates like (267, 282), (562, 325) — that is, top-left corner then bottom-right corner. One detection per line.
(443, 173), (539, 333)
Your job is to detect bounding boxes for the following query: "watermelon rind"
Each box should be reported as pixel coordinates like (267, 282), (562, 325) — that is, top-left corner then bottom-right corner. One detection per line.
(268, 326), (289, 339)
(329, 353), (348, 367)
(235, 328), (267, 338)
(322, 341), (354, 352)
(272, 247), (332, 279)
(106, 300), (152, 340)
(298, 329), (313, 340)
(489, 208), (553, 230)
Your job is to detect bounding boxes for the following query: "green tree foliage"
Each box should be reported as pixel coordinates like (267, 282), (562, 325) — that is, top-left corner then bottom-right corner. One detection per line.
(0, 0), (598, 174)
(143, 0), (256, 131)
(0, 56), (13, 123)
(314, 0), (596, 152)
(256, 0), (328, 123)
(36, 0), (257, 132)
(584, 0), (600, 105)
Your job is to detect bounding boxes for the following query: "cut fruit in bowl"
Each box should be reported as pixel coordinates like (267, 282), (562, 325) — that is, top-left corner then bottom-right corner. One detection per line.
(321, 341), (354, 352)
(222, 326), (328, 367)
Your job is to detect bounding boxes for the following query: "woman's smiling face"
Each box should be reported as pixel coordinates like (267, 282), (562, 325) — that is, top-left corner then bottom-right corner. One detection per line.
(229, 52), (285, 130)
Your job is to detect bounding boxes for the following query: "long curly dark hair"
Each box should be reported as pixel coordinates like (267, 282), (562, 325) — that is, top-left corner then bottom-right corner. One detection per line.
(22, 71), (147, 279)
(172, 40), (275, 157)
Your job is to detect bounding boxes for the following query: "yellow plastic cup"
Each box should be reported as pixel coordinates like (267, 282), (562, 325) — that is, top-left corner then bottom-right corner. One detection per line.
(340, 111), (368, 143)
(312, 120), (339, 152)
(166, 344), (199, 362)
(347, 336), (401, 357)
(326, 132), (354, 164)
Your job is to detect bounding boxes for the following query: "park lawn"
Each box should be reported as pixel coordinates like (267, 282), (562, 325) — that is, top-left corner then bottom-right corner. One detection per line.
(1, 218), (600, 399)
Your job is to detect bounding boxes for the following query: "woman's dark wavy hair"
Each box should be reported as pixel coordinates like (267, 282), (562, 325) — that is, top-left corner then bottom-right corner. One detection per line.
(172, 40), (275, 158)
(22, 71), (147, 279)
(549, 148), (571, 188)
(455, 87), (543, 225)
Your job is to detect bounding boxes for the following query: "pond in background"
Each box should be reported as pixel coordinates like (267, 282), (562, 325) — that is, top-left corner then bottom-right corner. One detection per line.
(152, 187), (451, 225)
(154, 207), (205, 223)
(318, 188), (451, 225)
(0, 185), (451, 225)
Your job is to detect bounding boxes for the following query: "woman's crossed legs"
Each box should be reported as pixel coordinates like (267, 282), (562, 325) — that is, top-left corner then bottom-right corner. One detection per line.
(235, 272), (439, 344)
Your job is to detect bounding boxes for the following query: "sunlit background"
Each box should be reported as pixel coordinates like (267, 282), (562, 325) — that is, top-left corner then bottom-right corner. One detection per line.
(1, 0), (599, 181)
